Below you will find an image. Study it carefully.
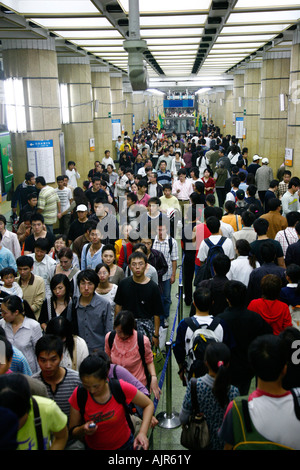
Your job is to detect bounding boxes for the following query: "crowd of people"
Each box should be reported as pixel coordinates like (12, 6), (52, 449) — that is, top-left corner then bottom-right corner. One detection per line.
(0, 118), (300, 450)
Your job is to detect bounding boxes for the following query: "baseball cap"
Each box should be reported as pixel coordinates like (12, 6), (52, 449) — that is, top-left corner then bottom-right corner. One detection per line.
(76, 204), (88, 212)
(262, 158), (269, 164)
(252, 154), (261, 161)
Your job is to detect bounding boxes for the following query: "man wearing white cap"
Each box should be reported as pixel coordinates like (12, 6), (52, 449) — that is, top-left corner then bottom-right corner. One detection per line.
(255, 157), (274, 203)
(247, 154), (261, 176)
(67, 204), (88, 246)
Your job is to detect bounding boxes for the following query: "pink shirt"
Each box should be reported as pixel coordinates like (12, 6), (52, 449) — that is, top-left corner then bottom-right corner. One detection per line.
(105, 330), (153, 386)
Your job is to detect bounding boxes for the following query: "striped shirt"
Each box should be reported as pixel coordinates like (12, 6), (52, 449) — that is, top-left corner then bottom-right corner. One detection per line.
(55, 187), (72, 213)
(32, 368), (81, 419)
(152, 235), (178, 281)
(37, 185), (59, 225)
(275, 227), (298, 257)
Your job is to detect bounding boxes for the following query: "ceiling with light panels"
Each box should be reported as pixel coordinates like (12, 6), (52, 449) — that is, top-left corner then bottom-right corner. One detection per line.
(0, 0), (299, 93)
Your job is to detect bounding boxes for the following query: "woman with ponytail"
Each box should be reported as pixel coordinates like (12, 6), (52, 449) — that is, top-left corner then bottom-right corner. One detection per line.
(0, 295), (42, 373)
(180, 342), (239, 450)
(227, 239), (260, 286)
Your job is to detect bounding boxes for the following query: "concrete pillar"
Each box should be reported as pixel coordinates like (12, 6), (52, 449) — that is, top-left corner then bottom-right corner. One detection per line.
(243, 63), (261, 157)
(57, 56), (95, 182)
(259, 51), (290, 171)
(2, 38), (62, 187)
(110, 72), (124, 134)
(91, 66), (112, 161)
(132, 92), (147, 130)
(223, 86), (234, 137)
(286, 28), (300, 176)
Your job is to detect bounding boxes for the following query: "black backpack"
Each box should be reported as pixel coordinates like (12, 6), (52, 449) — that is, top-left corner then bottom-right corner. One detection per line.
(194, 237), (226, 285)
(108, 330), (150, 388)
(185, 316), (221, 380)
(76, 377), (135, 434)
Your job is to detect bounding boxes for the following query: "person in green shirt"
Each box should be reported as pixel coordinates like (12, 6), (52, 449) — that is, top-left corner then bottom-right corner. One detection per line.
(0, 373), (68, 450)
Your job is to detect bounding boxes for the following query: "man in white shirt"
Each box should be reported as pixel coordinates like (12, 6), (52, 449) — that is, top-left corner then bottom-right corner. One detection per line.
(153, 221), (178, 327)
(101, 150), (116, 169)
(172, 168), (194, 217)
(281, 176), (300, 217)
(55, 176), (73, 236)
(198, 216), (235, 264)
(29, 238), (56, 298)
(0, 215), (21, 260)
(65, 161), (80, 189)
(231, 210), (257, 249)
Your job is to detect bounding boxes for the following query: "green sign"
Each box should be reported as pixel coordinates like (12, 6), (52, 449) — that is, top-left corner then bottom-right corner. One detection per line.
(0, 132), (13, 194)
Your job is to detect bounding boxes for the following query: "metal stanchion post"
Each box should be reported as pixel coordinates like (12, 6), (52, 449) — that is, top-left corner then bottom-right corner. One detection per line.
(156, 341), (181, 429)
(179, 282), (183, 324)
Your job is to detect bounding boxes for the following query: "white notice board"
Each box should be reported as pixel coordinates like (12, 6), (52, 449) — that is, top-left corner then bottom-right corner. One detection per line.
(235, 117), (244, 139)
(26, 140), (55, 183)
(112, 119), (121, 141)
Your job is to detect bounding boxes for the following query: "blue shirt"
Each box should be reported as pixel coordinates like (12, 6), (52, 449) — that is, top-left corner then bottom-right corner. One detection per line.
(0, 245), (17, 271)
(81, 243), (103, 270)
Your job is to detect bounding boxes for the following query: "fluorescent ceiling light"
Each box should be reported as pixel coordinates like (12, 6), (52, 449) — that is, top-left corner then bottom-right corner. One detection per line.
(212, 42), (265, 48)
(221, 24), (290, 34)
(228, 11), (300, 23)
(149, 45), (199, 50)
(119, 0), (212, 13)
(141, 28), (204, 37)
(147, 89), (165, 95)
(72, 39), (124, 46)
(195, 88), (212, 94)
(216, 35), (274, 43)
(87, 47), (125, 53)
(59, 83), (70, 124)
(139, 15), (207, 26)
(83, 47), (126, 52)
(147, 37), (200, 45)
(153, 51), (196, 55)
(4, 77), (26, 133)
(53, 30), (122, 39)
(30, 18), (112, 29)
(4, 0), (98, 14)
(235, 0), (300, 7)
(206, 55), (249, 59)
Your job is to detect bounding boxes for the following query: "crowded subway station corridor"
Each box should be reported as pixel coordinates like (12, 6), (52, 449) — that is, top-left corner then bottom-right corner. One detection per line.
(0, 0), (300, 455)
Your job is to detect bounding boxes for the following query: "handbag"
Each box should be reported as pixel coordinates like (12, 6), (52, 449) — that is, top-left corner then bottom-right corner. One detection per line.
(152, 346), (165, 377)
(180, 378), (210, 450)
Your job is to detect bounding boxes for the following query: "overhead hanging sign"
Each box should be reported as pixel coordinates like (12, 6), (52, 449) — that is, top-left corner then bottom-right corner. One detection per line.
(26, 139), (55, 183)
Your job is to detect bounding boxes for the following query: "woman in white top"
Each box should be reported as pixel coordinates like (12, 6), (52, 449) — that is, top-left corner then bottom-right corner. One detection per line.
(171, 151), (185, 177)
(46, 316), (89, 372)
(0, 295), (42, 374)
(227, 239), (260, 287)
(95, 262), (118, 317)
(196, 153), (209, 179)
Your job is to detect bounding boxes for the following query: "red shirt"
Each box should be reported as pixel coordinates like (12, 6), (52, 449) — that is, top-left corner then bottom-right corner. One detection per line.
(195, 223), (212, 266)
(69, 380), (137, 450)
(201, 176), (215, 195)
(248, 298), (292, 335)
